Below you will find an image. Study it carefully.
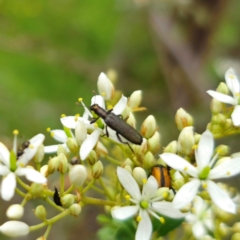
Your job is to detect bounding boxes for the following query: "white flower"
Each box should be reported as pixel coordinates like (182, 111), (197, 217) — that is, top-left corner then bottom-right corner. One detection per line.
(0, 221), (29, 237)
(0, 134), (47, 201)
(207, 68), (240, 126)
(97, 72), (114, 100)
(185, 196), (214, 239)
(160, 130), (240, 214)
(6, 204), (24, 219)
(111, 167), (185, 240)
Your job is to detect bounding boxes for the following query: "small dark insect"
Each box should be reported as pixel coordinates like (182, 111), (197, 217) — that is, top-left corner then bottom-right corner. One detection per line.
(71, 156), (80, 165)
(53, 187), (62, 207)
(90, 104), (143, 150)
(17, 141), (30, 159)
(151, 165), (171, 188)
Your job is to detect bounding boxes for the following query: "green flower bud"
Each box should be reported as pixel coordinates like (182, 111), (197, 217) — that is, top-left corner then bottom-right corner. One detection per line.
(210, 98), (222, 114)
(124, 165), (132, 174)
(216, 82), (229, 94)
(69, 204), (81, 217)
(128, 90), (142, 109)
(40, 165), (48, 177)
(57, 144), (68, 156)
(232, 233), (240, 240)
(61, 194), (75, 208)
(215, 145), (229, 156)
(147, 131), (161, 153)
(48, 156), (60, 175)
(75, 120), (87, 145)
(177, 126), (194, 155)
(34, 205), (47, 221)
(30, 183), (45, 198)
(33, 144), (45, 163)
(123, 158), (135, 168)
(58, 153), (68, 173)
(224, 119), (233, 130)
(164, 140), (177, 153)
(132, 167), (147, 186)
(66, 138), (79, 154)
(69, 165), (87, 187)
(211, 124), (222, 134)
(0, 221), (29, 237)
(212, 113), (226, 126)
(143, 151), (155, 168)
(86, 150), (98, 165)
(141, 115), (157, 139)
(218, 222), (231, 238)
(194, 133), (201, 145)
(92, 161), (103, 179)
(175, 108), (194, 131)
(96, 141), (108, 157)
(6, 204), (24, 220)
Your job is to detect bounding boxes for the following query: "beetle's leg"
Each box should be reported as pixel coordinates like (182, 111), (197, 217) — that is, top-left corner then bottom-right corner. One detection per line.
(90, 117), (99, 124)
(117, 114), (129, 121)
(116, 132), (134, 153)
(101, 125), (109, 137)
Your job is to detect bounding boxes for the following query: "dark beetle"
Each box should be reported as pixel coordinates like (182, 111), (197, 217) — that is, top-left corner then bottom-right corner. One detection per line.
(17, 141), (30, 159)
(151, 165), (171, 188)
(90, 104), (143, 146)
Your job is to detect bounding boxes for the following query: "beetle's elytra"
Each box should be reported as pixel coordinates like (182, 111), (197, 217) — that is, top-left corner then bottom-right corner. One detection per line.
(151, 165), (171, 188)
(90, 104), (143, 146)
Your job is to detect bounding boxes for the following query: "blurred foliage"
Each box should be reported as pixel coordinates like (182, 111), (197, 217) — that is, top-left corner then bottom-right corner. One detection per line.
(1, 0), (240, 239)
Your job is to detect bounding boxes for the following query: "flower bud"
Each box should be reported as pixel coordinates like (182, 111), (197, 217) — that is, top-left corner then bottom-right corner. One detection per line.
(69, 165), (87, 187)
(6, 204), (24, 219)
(143, 151), (155, 168)
(40, 165), (48, 177)
(154, 187), (170, 200)
(132, 167), (147, 185)
(141, 115), (157, 139)
(58, 153), (68, 173)
(175, 108), (194, 131)
(211, 113), (226, 126)
(164, 140), (177, 153)
(66, 138), (79, 154)
(224, 119), (233, 130)
(34, 205), (47, 221)
(96, 141), (108, 157)
(61, 194), (75, 208)
(216, 82), (229, 95)
(128, 90), (142, 109)
(30, 183), (45, 198)
(210, 98), (222, 114)
(211, 124), (222, 134)
(215, 145), (229, 156)
(33, 144), (45, 163)
(69, 204), (81, 217)
(0, 221), (29, 237)
(124, 165), (132, 174)
(57, 144), (68, 156)
(86, 150), (98, 165)
(126, 112), (136, 128)
(107, 69), (117, 83)
(75, 120), (87, 145)
(48, 156), (60, 175)
(123, 158), (135, 168)
(194, 134), (201, 145)
(92, 161), (103, 179)
(147, 131), (161, 153)
(232, 233), (240, 240)
(97, 72), (114, 100)
(36, 237), (46, 240)
(177, 126), (194, 155)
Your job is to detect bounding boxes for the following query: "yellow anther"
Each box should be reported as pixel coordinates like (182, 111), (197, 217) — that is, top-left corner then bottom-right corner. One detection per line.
(125, 195), (131, 200)
(93, 123), (98, 128)
(142, 178), (147, 184)
(183, 166), (188, 171)
(74, 116), (79, 122)
(50, 132), (55, 137)
(226, 171), (231, 176)
(46, 127), (51, 132)
(136, 216), (142, 222)
(29, 144), (34, 149)
(163, 192), (168, 198)
(192, 144), (198, 150)
(13, 130), (19, 135)
(202, 182), (207, 189)
(75, 114), (80, 117)
(78, 98), (83, 102)
(61, 114), (66, 118)
(101, 92), (106, 97)
(228, 74), (235, 79)
(19, 162), (25, 167)
(107, 104), (113, 110)
(159, 217), (165, 224)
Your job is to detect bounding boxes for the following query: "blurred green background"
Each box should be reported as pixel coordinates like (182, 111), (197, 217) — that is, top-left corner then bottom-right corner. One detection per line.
(0, 0), (240, 239)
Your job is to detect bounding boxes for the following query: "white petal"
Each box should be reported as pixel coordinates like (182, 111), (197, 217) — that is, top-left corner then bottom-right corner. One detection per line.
(173, 179), (201, 209)
(44, 144), (69, 154)
(207, 180), (236, 213)
(91, 95), (105, 109)
(111, 205), (139, 219)
(112, 95), (128, 115)
(0, 164), (10, 176)
(207, 90), (236, 105)
(15, 168), (47, 184)
(196, 130), (214, 171)
(225, 68), (240, 95)
(0, 221), (29, 237)
(151, 201), (186, 218)
(0, 142), (10, 167)
(231, 106), (240, 126)
(1, 172), (16, 201)
(61, 116), (94, 130)
(142, 176), (158, 200)
(50, 130), (68, 142)
(192, 221), (206, 239)
(29, 133), (45, 146)
(136, 209), (152, 240)
(80, 129), (101, 160)
(117, 167), (141, 201)
(209, 157), (240, 179)
(160, 153), (198, 177)
(97, 72), (114, 100)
